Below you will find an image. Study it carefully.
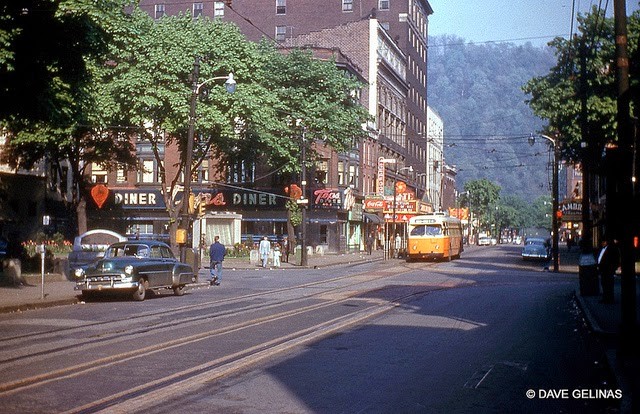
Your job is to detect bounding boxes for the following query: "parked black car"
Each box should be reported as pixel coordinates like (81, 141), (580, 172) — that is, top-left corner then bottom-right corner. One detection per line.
(73, 240), (195, 301)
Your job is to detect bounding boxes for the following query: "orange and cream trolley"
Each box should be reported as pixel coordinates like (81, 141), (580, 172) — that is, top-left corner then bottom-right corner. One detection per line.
(406, 213), (463, 261)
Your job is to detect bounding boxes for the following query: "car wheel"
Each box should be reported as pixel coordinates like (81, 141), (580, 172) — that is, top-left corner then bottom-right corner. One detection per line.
(173, 284), (186, 296)
(132, 279), (147, 301)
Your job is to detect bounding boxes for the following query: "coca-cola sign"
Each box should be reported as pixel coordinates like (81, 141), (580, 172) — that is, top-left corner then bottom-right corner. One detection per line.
(364, 198), (385, 210)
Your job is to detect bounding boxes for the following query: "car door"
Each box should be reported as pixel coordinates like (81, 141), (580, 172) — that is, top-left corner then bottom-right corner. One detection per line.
(148, 245), (173, 287)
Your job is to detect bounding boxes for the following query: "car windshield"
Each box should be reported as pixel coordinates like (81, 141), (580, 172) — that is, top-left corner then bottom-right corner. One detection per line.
(525, 239), (546, 246)
(104, 244), (150, 259)
(410, 225), (442, 236)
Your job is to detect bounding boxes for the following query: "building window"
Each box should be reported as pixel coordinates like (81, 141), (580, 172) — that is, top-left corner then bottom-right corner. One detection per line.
(193, 2), (203, 17)
(342, 0), (353, 11)
(338, 161), (345, 186)
(214, 1), (224, 16)
(154, 4), (165, 19)
(91, 163), (108, 184)
(139, 159), (157, 183)
(275, 25), (287, 42)
(276, 0), (286, 15)
(379, 0), (390, 10)
(315, 160), (328, 184)
(197, 160), (210, 183)
(116, 164), (127, 183)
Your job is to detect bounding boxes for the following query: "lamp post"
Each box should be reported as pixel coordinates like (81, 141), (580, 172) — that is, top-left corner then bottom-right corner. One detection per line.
(179, 56), (236, 263)
(297, 121), (309, 267)
(529, 133), (560, 272)
(392, 165), (413, 259)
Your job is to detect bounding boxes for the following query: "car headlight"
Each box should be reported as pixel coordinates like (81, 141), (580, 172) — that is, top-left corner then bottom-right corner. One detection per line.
(124, 265), (134, 275)
(74, 268), (85, 278)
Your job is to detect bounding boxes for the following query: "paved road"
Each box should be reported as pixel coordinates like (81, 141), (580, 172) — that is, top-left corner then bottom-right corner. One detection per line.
(0, 244), (620, 413)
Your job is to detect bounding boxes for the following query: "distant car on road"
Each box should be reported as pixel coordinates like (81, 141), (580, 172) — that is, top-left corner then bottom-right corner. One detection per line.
(478, 236), (492, 246)
(521, 237), (551, 261)
(73, 240), (195, 301)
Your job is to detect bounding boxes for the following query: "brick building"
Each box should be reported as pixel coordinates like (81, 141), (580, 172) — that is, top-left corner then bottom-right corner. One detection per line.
(100, 0), (447, 254)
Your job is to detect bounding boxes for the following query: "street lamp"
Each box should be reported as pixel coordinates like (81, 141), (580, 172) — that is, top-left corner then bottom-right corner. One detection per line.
(529, 133), (560, 272)
(179, 56), (235, 263)
(392, 165), (413, 259)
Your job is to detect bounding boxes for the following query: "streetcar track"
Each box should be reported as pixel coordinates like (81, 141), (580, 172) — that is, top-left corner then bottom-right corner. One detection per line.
(0, 262), (437, 396)
(0, 261), (405, 345)
(0, 264), (415, 367)
(65, 288), (431, 414)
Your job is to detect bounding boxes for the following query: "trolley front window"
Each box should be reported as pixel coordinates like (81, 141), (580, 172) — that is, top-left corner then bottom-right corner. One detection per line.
(409, 225), (443, 236)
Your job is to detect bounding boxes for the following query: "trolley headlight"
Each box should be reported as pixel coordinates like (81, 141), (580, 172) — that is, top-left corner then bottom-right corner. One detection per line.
(124, 265), (134, 275)
(74, 268), (85, 278)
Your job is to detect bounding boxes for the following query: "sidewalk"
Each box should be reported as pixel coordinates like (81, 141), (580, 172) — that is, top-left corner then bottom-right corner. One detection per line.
(0, 249), (385, 313)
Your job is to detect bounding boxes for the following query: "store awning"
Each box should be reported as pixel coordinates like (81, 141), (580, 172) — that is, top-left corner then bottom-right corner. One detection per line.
(363, 212), (383, 224)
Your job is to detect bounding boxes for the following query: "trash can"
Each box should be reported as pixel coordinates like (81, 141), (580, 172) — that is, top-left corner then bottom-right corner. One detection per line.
(578, 253), (599, 296)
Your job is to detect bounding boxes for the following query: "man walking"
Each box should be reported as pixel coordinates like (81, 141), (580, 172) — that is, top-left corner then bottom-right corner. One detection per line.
(259, 236), (271, 268)
(597, 235), (620, 304)
(209, 236), (226, 286)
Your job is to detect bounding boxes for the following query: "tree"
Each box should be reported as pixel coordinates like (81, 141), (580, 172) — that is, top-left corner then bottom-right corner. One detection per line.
(97, 11), (370, 249)
(0, 0), (138, 235)
(523, 7), (639, 166)
(462, 179), (501, 233)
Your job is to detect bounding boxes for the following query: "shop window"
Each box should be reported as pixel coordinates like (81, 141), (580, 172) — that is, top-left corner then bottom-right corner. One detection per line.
(320, 225), (327, 244)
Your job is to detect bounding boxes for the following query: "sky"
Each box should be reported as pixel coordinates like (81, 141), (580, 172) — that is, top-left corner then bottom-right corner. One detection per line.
(428, 0), (640, 46)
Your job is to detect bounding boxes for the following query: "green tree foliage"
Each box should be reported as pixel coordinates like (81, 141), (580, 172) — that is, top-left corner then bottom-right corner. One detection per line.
(462, 179), (500, 232)
(0, 0), (137, 234)
(523, 7), (639, 165)
(428, 35), (557, 198)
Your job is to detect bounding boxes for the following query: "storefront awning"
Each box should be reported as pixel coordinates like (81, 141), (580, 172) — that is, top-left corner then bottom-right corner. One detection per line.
(363, 213), (383, 224)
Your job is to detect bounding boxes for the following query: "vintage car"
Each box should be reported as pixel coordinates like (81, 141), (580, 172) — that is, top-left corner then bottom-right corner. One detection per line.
(521, 237), (552, 261)
(73, 240), (195, 301)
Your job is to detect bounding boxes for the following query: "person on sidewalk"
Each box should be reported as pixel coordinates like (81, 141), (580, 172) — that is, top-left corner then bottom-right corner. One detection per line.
(209, 236), (226, 286)
(259, 236), (271, 268)
(366, 233), (374, 255)
(597, 235), (620, 304)
(273, 243), (282, 267)
(282, 238), (290, 263)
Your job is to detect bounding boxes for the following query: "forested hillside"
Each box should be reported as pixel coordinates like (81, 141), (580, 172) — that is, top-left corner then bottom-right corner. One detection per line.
(427, 35), (558, 198)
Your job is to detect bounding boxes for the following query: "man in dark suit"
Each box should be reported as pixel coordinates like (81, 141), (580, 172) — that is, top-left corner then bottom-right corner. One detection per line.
(597, 235), (620, 304)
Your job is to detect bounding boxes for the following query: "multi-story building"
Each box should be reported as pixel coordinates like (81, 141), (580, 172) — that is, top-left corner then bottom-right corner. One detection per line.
(110, 0), (444, 253)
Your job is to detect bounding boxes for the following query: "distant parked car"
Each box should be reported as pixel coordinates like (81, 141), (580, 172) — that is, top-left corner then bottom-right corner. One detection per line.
(521, 237), (551, 261)
(73, 240), (195, 301)
(68, 229), (127, 272)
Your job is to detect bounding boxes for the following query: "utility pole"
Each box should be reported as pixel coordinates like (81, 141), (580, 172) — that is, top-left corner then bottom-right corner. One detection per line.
(180, 56), (200, 263)
(612, 0), (637, 356)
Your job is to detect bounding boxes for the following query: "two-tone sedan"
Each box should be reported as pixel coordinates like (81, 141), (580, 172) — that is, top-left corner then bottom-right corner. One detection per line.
(74, 240), (196, 301)
(521, 237), (552, 261)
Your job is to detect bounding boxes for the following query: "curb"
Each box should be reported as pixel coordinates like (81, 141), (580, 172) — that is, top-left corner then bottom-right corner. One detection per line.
(0, 297), (80, 314)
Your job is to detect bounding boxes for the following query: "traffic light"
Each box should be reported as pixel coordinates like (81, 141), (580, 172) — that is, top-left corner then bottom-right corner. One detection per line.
(555, 210), (563, 219)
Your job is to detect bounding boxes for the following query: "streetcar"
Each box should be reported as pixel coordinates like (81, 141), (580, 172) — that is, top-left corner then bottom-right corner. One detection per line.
(406, 212), (464, 261)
